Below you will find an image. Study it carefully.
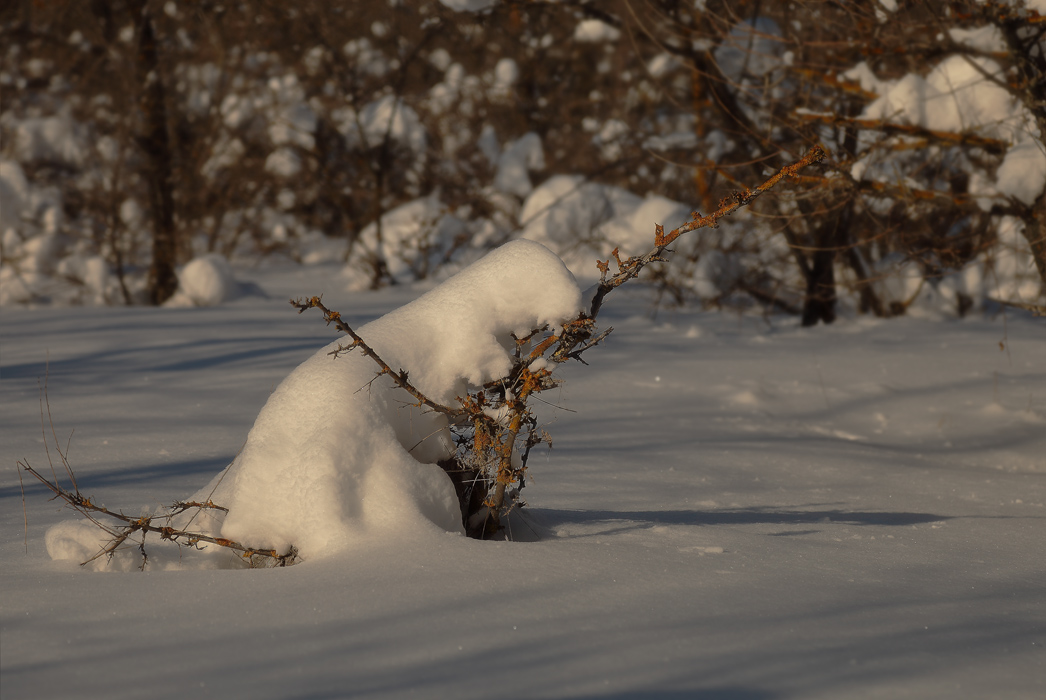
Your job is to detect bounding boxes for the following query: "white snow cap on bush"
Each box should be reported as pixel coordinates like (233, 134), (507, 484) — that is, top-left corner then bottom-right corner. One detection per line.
(166, 254), (239, 307)
(495, 132), (545, 198)
(859, 54), (1046, 206)
(346, 95), (427, 154)
(438, 0), (496, 11)
(520, 177), (696, 281)
(574, 19), (621, 43)
(349, 192), (467, 286)
(520, 175), (642, 278)
(11, 108), (87, 167)
(182, 239), (579, 559)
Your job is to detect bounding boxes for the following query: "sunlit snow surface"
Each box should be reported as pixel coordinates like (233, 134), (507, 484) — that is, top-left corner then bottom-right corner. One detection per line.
(2, 263), (1044, 699)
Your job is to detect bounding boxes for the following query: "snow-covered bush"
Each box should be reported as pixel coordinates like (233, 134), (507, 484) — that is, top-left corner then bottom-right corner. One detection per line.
(165, 254), (240, 307)
(43, 239), (585, 565)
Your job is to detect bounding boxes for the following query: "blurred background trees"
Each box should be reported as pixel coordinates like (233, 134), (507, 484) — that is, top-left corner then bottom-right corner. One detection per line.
(2, 0), (1043, 320)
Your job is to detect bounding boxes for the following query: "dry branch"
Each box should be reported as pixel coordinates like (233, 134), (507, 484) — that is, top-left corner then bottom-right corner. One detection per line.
(586, 146), (827, 321)
(291, 296), (465, 420)
(19, 459), (297, 568)
(293, 145), (827, 539)
(792, 113), (1010, 155)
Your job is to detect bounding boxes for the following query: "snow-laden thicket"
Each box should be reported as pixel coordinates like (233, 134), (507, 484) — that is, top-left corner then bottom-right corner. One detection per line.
(3, 1), (1042, 318)
(45, 240), (582, 565)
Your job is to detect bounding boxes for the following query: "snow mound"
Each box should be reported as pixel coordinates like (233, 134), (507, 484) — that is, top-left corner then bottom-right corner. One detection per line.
(519, 180), (697, 283)
(166, 254), (239, 307)
(438, 0), (496, 11)
(520, 175), (642, 278)
(210, 239), (581, 558)
(345, 95), (427, 154)
(574, 19), (621, 43)
(347, 193), (466, 286)
(47, 240), (582, 565)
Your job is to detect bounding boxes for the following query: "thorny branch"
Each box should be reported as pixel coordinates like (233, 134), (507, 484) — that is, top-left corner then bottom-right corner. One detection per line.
(296, 146), (826, 538)
(586, 145), (827, 321)
(291, 295), (466, 420)
(19, 459), (297, 569)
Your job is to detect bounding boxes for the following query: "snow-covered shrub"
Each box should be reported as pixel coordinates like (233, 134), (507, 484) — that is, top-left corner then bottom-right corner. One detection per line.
(43, 239), (585, 565)
(166, 254), (240, 307)
(520, 175), (641, 276)
(344, 193), (469, 288)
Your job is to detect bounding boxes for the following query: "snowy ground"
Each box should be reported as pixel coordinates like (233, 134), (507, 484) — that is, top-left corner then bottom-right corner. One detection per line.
(2, 263), (1044, 699)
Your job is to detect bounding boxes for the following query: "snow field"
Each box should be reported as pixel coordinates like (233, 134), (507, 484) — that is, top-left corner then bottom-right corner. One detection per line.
(2, 268), (1044, 699)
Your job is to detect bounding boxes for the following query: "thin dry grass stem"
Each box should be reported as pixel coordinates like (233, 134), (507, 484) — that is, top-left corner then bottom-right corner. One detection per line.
(17, 465), (28, 554)
(39, 363), (78, 493)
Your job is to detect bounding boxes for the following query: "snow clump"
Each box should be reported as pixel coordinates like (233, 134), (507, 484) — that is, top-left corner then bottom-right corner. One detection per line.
(494, 132), (545, 198)
(345, 192), (467, 286)
(574, 19), (621, 43)
(857, 54), (1046, 206)
(166, 254), (240, 307)
(438, 0), (497, 12)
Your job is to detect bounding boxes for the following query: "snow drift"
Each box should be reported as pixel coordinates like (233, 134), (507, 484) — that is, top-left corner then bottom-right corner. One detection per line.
(46, 240), (582, 566)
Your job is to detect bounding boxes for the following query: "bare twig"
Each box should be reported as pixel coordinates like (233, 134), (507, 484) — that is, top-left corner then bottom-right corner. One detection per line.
(587, 145), (827, 320)
(290, 296), (465, 420)
(18, 459), (297, 568)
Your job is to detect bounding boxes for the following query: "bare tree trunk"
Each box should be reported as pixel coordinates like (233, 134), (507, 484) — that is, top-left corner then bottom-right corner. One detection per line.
(133, 0), (179, 305)
(801, 202), (850, 326)
(1023, 193), (1046, 296)
(992, 2), (1046, 295)
(802, 124), (860, 325)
